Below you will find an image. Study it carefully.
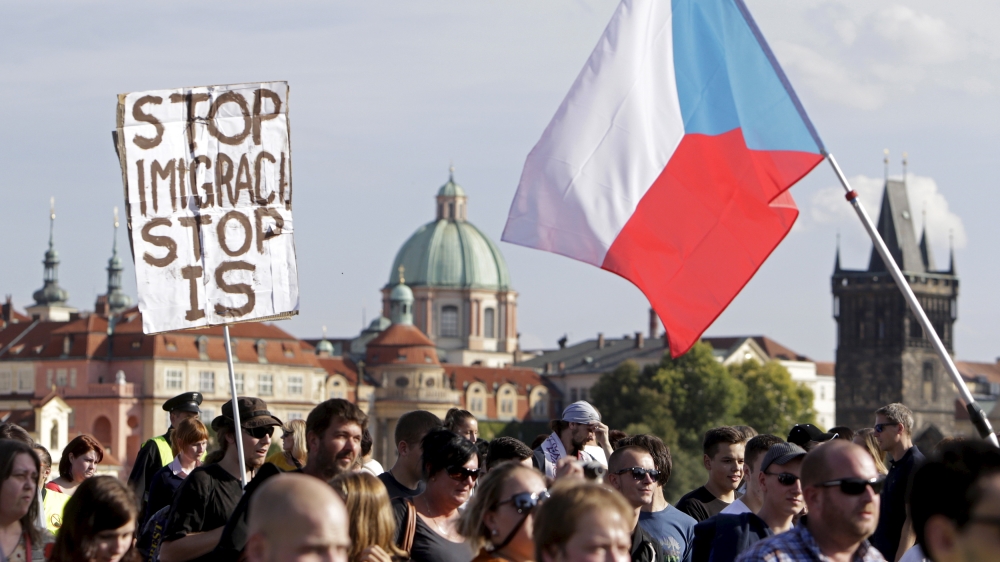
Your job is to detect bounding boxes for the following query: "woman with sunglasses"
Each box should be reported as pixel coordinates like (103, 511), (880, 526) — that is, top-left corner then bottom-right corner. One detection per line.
(459, 461), (548, 562)
(266, 419), (307, 471)
(393, 429), (477, 562)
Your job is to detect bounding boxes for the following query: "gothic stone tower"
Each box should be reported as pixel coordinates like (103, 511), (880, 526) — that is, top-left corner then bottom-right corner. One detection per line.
(832, 178), (958, 438)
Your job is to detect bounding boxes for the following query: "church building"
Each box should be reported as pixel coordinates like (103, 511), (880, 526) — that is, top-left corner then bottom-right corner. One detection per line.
(832, 175), (960, 439)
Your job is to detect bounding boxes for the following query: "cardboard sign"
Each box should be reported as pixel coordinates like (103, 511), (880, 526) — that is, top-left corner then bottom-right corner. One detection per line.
(114, 82), (298, 334)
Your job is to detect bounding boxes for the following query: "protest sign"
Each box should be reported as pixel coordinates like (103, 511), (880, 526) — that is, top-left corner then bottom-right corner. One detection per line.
(114, 82), (298, 334)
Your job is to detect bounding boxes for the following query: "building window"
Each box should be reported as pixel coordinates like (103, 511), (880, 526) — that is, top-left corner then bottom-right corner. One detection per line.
(330, 378), (346, 399)
(922, 362), (936, 402)
(441, 306), (459, 337)
(18, 370), (33, 392)
(580, 388), (588, 402)
(468, 385), (486, 416)
(234, 372), (245, 394)
(165, 370), (184, 390)
(199, 371), (215, 393)
(288, 375), (303, 395)
(570, 388), (578, 402)
(287, 412), (303, 421)
(499, 388), (515, 415)
(530, 388), (549, 418)
(0, 370), (10, 392)
(55, 369), (67, 387)
(484, 308), (495, 338)
(201, 408), (215, 423)
(259, 374), (274, 396)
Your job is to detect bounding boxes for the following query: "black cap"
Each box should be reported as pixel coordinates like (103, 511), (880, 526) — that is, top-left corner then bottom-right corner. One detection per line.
(760, 442), (808, 473)
(162, 392), (203, 413)
(788, 424), (836, 447)
(212, 397), (282, 431)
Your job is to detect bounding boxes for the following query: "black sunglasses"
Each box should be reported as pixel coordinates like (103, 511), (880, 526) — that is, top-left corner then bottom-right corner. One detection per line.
(496, 490), (550, 514)
(614, 467), (660, 481)
(764, 472), (800, 486)
(873, 423), (898, 434)
(817, 476), (885, 495)
(244, 426), (275, 439)
(446, 466), (481, 482)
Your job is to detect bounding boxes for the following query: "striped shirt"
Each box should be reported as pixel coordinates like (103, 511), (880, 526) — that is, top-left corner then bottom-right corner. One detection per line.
(736, 524), (886, 562)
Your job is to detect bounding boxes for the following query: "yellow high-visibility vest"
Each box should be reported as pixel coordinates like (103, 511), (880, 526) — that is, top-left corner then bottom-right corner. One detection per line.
(145, 435), (173, 468)
(42, 489), (70, 534)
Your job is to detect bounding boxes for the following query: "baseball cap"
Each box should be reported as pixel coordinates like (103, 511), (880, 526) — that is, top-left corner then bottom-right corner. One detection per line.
(212, 397), (283, 431)
(760, 442), (808, 473)
(561, 401), (601, 424)
(788, 424), (836, 447)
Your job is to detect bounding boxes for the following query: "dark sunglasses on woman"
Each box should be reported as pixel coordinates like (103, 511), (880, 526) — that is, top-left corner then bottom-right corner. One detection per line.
(446, 465), (481, 482)
(245, 426), (275, 439)
(817, 475), (885, 495)
(496, 490), (550, 514)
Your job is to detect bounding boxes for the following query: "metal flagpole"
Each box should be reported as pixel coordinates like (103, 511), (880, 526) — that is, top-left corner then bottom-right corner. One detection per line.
(827, 154), (999, 447)
(223, 325), (249, 488)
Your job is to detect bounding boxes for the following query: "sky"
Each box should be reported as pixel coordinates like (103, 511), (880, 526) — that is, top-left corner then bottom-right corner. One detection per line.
(1, 0), (997, 362)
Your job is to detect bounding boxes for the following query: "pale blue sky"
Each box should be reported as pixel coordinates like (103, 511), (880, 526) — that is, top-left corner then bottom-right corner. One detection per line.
(1, 1), (996, 361)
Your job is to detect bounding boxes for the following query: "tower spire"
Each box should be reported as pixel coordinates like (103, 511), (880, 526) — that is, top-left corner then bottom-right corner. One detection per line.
(883, 149), (889, 180)
(834, 232), (841, 272)
(32, 197), (69, 306)
(105, 206), (133, 314)
(902, 151), (908, 179)
(948, 230), (956, 274)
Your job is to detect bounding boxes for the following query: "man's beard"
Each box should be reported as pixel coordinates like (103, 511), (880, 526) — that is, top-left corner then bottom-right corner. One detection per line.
(570, 436), (587, 455)
(314, 440), (355, 482)
(245, 453), (266, 472)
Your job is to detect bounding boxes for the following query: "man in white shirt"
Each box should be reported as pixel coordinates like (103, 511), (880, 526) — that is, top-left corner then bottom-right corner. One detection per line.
(721, 434), (784, 515)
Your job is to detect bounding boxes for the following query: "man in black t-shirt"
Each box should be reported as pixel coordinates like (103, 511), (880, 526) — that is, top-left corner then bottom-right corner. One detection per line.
(160, 397), (281, 562)
(676, 426), (746, 522)
(378, 410), (442, 499)
(871, 403), (925, 561)
(607, 443), (666, 562)
(213, 398), (367, 562)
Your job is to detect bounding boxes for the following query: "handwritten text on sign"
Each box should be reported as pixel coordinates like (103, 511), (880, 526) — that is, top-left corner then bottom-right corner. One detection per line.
(115, 82), (298, 334)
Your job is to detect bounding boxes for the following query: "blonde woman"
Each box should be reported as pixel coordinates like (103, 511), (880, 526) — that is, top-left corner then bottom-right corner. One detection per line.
(459, 461), (549, 562)
(266, 419), (307, 471)
(533, 480), (633, 562)
(331, 472), (408, 562)
(853, 428), (888, 475)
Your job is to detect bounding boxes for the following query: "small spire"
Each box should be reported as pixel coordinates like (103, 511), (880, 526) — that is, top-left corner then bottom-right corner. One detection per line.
(834, 232), (841, 272)
(48, 197), (56, 249)
(948, 230), (956, 274)
(883, 149), (889, 180)
(449, 164), (455, 182)
(902, 151), (908, 179)
(398, 265), (406, 285)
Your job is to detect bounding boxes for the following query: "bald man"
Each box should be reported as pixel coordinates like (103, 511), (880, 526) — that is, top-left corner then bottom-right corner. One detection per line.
(737, 441), (886, 562)
(244, 473), (351, 562)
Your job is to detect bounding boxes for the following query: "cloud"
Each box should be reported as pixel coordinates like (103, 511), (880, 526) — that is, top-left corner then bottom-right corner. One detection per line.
(807, 172), (967, 258)
(773, 41), (887, 110)
(873, 5), (967, 65)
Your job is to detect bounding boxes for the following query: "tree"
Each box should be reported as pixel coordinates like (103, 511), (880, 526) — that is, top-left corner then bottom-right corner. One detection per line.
(728, 359), (817, 436)
(650, 342), (746, 451)
(590, 360), (656, 432)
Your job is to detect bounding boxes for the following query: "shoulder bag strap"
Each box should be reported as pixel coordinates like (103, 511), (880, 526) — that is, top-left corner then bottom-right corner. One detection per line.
(402, 499), (417, 554)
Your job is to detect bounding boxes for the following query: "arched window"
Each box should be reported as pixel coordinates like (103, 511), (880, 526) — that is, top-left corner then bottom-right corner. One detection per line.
(484, 308), (495, 339)
(497, 384), (517, 421)
(529, 386), (549, 419)
(93, 416), (112, 453)
(441, 306), (459, 337)
(922, 362), (936, 402)
(466, 384), (486, 417)
(50, 420), (59, 451)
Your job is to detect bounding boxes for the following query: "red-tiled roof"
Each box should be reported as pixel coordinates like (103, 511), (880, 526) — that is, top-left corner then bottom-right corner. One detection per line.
(365, 325), (440, 366)
(368, 324), (434, 347)
(318, 357), (359, 386)
(702, 336), (811, 362)
(444, 365), (545, 393)
(815, 361), (835, 377)
(956, 361), (1000, 384)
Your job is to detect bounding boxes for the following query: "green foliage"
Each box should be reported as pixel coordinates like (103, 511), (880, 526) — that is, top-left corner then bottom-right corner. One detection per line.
(590, 342), (818, 500)
(729, 359), (817, 436)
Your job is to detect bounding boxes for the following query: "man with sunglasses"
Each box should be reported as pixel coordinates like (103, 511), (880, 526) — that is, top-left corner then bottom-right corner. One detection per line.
(607, 444), (666, 562)
(871, 403), (925, 562)
(693, 443), (806, 562)
(161, 397), (282, 562)
(213, 398), (367, 562)
(737, 441), (886, 562)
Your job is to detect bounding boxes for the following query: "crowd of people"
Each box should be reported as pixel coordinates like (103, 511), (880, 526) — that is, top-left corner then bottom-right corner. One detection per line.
(1, 393), (998, 562)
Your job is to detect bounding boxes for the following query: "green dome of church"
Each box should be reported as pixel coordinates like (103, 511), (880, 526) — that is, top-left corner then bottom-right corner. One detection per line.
(388, 173), (511, 291)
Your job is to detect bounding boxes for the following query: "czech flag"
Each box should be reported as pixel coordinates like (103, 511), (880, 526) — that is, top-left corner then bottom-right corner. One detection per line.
(502, 0), (825, 357)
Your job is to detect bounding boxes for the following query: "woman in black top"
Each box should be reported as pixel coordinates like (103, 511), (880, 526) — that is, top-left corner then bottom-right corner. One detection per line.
(393, 429), (478, 562)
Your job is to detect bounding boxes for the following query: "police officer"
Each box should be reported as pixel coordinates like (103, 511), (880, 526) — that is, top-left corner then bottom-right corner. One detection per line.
(127, 391), (202, 507)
